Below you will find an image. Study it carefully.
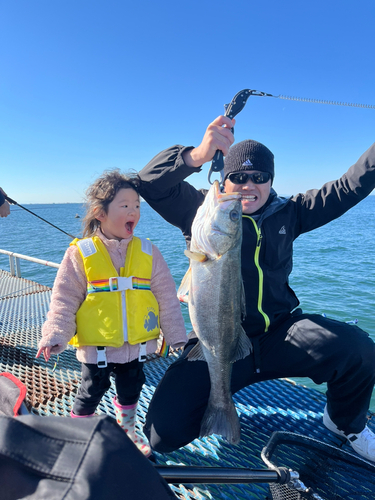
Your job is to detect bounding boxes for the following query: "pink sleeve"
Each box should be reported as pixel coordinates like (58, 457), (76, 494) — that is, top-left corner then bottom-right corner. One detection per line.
(150, 245), (187, 348)
(38, 245), (87, 354)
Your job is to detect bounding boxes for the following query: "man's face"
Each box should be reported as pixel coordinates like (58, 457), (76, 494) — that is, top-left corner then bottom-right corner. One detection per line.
(224, 170), (272, 215)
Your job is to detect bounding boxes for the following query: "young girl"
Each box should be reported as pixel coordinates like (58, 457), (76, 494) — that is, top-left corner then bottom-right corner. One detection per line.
(36, 170), (187, 457)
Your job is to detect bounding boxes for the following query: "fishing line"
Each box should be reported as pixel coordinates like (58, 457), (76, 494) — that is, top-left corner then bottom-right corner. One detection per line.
(249, 89), (375, 109)
(276, 94), (375, 109)
(5, 195), (77, 239)
(208, 88), (374, 184)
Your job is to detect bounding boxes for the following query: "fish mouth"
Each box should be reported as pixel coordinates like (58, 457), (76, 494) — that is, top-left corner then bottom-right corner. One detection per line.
(218, 192), (241, 203)
(214, 181), (241, 204)
(217, 189), (241, 213)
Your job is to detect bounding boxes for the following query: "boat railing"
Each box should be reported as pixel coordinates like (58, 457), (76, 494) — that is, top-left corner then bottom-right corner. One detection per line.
(0, 249), (60, 278)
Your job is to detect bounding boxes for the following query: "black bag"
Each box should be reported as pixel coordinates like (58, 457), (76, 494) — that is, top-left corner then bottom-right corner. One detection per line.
(0, 413), (177, 499)
(0, 372), (27, 416)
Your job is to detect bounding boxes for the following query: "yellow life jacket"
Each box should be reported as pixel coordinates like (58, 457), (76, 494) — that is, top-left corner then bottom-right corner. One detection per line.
(69, 236), (160, 348)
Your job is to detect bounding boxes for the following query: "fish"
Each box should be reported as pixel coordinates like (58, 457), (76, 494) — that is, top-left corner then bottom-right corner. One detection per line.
(178, 180), (252, 444)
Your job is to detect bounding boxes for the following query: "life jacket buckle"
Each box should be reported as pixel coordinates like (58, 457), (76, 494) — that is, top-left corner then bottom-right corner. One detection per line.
(109, 277), (134, 291)
(138, 342), (147, 363)
(96, 347), (107, 368)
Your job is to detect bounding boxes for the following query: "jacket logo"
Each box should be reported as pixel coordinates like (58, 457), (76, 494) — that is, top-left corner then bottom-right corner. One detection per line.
(242, 158), (253, 167)
(279, 226), (286, 235)
(144, 309), (159, 332)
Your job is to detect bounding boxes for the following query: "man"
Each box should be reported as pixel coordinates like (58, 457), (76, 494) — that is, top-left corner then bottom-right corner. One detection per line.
(138, 116), (375, 461)
(0, 188), (10, 218)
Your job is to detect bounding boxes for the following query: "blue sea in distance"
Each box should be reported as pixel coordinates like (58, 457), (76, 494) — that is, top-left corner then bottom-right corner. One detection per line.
(1, 198), (375, 409)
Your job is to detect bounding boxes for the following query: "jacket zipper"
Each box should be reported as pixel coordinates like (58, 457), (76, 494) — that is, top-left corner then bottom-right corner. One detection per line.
(243, 215), (270, 333)
(121, 290), (128, 341)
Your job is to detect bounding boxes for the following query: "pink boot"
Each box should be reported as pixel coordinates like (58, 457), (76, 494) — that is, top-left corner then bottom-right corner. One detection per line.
(71, 411), (95, 418)
(113, 397), (151, 457)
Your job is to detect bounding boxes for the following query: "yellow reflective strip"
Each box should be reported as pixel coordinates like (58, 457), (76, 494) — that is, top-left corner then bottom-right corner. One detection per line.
(243, 216), (270, 332)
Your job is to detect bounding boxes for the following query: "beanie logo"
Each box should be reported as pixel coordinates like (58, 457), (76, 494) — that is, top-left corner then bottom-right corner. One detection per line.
(242, 159), (253, 167)
(279, 226), (286, 235)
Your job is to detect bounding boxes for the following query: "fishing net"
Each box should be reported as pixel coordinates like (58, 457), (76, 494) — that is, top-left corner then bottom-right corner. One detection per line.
(261, 431), (375, 500)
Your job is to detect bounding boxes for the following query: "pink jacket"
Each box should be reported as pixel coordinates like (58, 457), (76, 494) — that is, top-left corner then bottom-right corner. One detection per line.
(39, 230), (187, 364)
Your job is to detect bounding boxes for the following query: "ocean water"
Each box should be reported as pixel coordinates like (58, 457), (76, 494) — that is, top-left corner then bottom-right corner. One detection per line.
(1, 198), (375, 409)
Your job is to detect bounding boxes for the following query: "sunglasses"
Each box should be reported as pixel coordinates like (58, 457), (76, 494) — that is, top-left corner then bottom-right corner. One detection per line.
(227, 172), (272, 185)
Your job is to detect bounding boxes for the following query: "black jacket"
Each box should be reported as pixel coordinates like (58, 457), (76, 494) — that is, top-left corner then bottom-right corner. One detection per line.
(139, 143), (375, 337)
(0, 190), (5, 208)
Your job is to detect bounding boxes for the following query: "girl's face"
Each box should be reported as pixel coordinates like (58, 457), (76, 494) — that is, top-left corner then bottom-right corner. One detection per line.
(97, 188), (140, 241)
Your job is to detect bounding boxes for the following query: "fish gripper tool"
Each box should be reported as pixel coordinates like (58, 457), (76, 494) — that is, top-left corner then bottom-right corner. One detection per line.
(208, 89), (269, 185)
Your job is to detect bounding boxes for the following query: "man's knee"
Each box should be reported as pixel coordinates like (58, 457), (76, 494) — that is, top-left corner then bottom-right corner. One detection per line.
(144, 419), (197, 453)
(144, 425), (180, 453)
(357, 336), (375, 375)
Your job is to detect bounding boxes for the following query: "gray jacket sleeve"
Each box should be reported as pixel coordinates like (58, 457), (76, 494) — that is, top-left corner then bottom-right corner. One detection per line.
(138, 145), (206, 243)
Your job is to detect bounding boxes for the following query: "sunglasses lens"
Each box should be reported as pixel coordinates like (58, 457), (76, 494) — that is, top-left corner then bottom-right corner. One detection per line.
(230, 173), (249, 184)
(252, 172), (271, 184)
(228, 172), (271, 184)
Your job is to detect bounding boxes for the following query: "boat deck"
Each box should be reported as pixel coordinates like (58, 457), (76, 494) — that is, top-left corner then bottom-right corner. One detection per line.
(1, 269), (375, 499)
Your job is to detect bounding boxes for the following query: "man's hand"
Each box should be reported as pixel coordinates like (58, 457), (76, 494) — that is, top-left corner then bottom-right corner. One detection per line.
(183, 116), (235, 168)
(0, 188), (10, 218)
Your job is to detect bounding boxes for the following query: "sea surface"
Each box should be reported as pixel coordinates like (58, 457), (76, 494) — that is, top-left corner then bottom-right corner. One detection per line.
(1, 198), (375, 409)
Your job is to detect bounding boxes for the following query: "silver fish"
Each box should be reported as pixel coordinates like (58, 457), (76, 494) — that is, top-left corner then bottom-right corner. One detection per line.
(178, 181), (252, 444)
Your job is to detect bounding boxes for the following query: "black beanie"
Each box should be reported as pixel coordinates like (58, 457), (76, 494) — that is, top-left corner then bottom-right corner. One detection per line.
(224, 140), (275, 181)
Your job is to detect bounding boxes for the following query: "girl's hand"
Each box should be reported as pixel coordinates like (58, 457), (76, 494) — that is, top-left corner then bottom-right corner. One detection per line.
(36, 345), (53, 362)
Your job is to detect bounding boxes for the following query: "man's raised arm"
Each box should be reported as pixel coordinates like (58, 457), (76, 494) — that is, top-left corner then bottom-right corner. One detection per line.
(138, 116), (235, 242)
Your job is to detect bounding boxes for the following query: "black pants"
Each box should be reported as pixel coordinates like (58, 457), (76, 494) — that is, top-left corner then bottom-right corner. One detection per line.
(144, 313), (375, 452)
(73, 359), (146, 416)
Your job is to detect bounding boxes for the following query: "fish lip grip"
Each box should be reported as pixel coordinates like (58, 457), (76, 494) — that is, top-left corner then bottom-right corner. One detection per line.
(208, 89), (272, 185)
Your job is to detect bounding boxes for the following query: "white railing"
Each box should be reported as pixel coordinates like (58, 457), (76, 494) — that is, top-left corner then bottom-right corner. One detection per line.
(0, 249), (60, 278)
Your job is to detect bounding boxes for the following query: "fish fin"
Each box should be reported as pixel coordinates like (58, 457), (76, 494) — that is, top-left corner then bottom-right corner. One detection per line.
(200, 399), (241, 445)
(187, 341), (206, 362)
(232, 327), (253, 363)
(177, 267), (191, 303)
(184, 249), (208, 262)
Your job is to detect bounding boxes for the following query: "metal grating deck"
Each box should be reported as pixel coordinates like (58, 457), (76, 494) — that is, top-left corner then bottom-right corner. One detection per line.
(1, 270), (375, 500)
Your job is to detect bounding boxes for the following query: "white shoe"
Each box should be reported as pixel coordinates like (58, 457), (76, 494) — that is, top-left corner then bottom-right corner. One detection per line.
(323, 405), (375, 462)
(323, 405), (346, 437)
(348, 427), (375, 462)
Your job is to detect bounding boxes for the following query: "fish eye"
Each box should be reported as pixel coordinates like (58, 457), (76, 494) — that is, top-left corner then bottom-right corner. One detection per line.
(230, 210), (240, 221)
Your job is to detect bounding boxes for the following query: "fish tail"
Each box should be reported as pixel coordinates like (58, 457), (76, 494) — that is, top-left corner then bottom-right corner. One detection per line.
(199, 401), (241, 445)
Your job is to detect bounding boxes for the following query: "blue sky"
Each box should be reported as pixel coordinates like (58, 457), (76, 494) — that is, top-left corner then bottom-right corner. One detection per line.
(1, 0), (374, 204)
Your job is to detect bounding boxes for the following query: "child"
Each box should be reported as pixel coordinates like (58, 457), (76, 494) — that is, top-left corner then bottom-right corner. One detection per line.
(36, 170), (187, 457)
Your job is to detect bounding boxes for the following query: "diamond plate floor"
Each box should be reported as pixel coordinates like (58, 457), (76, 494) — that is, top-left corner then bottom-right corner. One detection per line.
(1, 271), (375, 499)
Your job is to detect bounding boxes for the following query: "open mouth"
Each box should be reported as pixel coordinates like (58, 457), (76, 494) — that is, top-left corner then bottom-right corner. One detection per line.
(241, 195), (258, 202)
(125, 221), (134, 233)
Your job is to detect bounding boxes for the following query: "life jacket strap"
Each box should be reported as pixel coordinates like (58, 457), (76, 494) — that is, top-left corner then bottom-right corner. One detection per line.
(87, 277), (151, 293)
(138, 342), (147, 363)
(96, 347), (107, 368)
